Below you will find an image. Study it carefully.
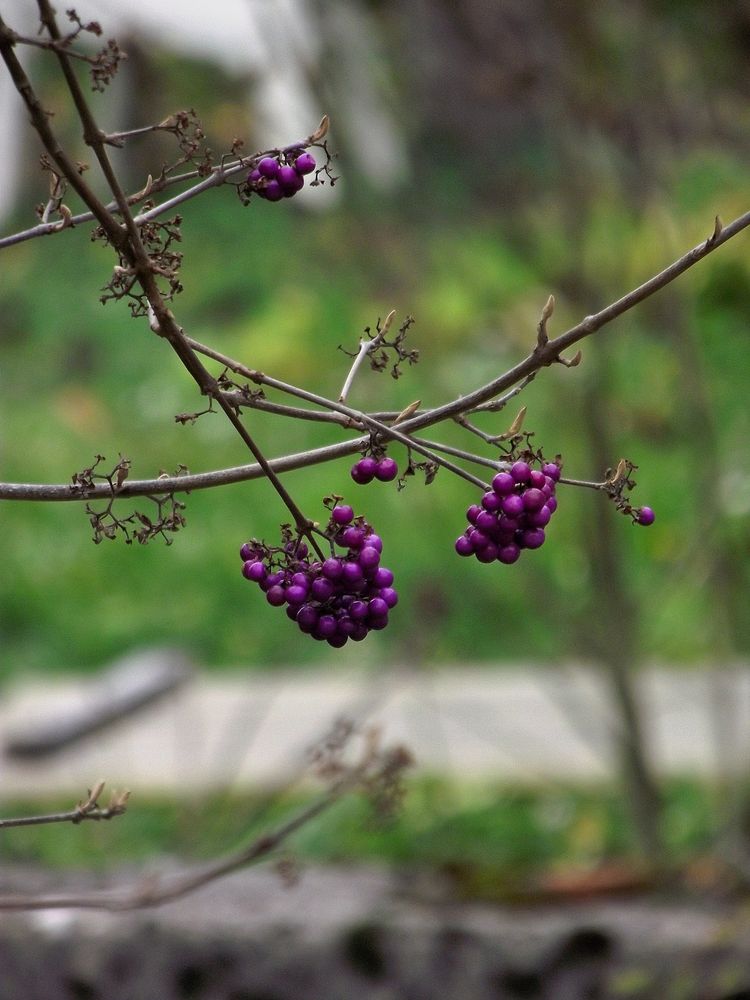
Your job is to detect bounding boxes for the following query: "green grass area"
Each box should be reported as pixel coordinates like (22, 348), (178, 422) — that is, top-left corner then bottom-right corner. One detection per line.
(0, 778), (723, 891)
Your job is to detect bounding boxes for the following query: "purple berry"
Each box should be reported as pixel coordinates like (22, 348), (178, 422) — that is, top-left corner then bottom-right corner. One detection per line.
(285, 584), (308, 605)
(476, 542), (499, 563)
(327, 633), (348, 648)
(374, 457), (399, 482)
(522, 488), (546, 512)
(364, 533), (383, 552)
(466, 504), (482, 525)
(311, 577), (335, 602)
(332, 505), (354, 525)
(545, 496), (558, 514)
(322, 558), (344, 580)
(529, 470), (546, 489)
(542, 462), (561, 482)
(262, 179), (283, 202)
(373, 567), (394, 588)
(510, 461), (532, 484)
(481, 491), (502, 512)
(492, 472), (515, 496)
(456, 535), (474, 557)
(476, 510), (499, 534)
(278, 165), (304, 196)
(358, 546), (381, 570)
(502, 494), (525, 518)
(497, 543), (521, 565)
(380, 587), (399, 608)
(242, 559), (266, 582)
(342, 561), (365, 587)
(294, 151), (316, 175)
(258, 157), (280, 178)
(468, 529), (490, 550)
(266, 584), (287, 606)
(341, 525), (365, 549)
(527, 505), (552, 528)
(368, 597), (389, 619)
(349, 600), (369, 621)
(637, 506), (655, 526)
(294, 604), (320, 632)
(351, 457), (378, 484)
(521, 528), (546, 550)
(317, 614), (337, 638)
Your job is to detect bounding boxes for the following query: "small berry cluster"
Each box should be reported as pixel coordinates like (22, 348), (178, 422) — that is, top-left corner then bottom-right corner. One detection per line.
(247, 149), (317, 202)
(455, 459), (561, 565)
(240, 504), (398, 647)
(351, 455), (398, 485)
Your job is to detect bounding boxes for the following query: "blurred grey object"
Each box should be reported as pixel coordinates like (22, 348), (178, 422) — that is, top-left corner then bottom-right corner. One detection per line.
(3, 646), (194, 759)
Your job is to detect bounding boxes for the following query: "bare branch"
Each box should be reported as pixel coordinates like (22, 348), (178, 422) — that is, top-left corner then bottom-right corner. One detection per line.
(0, 781), (129, 830)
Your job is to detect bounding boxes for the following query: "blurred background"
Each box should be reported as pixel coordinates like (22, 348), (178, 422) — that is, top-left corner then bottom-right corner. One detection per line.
(1, 0), (750, 993)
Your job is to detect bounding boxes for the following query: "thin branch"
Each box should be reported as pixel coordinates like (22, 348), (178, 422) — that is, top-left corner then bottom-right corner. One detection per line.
(0, 783), (341, 910)
(467, 373), (537, 414)
(338, 309), (395, 403)
(188, 338), (489, 490)
(0, 781), (129, 830)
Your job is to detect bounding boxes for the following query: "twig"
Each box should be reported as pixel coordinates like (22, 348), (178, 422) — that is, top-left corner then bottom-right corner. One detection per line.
(0, 781), (129, 830)
(187, 337), (489, 490)
(338, 309), (395, 403)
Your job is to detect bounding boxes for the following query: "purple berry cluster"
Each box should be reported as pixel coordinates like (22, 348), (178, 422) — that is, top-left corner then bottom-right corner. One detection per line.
(455, 459), (561, 565)
(247, 149), (316, 202)
(240, 504), (398, 647)
(351, 455), (398, 485)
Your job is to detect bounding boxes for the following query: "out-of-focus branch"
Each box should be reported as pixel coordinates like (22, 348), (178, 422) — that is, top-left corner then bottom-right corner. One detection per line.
(0, 781), (129, 830)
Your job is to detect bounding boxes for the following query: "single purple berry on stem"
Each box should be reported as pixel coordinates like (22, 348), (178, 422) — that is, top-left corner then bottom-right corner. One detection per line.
(542, 462), (561, 482)
(375, 457), (399, 482)
(637, 506), (655, 526)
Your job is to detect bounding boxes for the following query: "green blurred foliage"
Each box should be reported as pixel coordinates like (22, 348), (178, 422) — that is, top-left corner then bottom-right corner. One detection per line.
(0, 9), (749, 676)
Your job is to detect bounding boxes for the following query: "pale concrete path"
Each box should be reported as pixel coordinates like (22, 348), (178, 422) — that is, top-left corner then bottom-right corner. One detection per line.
(1, 657), (749, 797)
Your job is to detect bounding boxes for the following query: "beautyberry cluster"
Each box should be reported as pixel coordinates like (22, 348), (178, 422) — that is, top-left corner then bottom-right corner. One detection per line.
(351, 455), (398, 485)
(455, 459), (561, 565)
(246, 149), (316, 202)
(240, 504), (398, 647)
